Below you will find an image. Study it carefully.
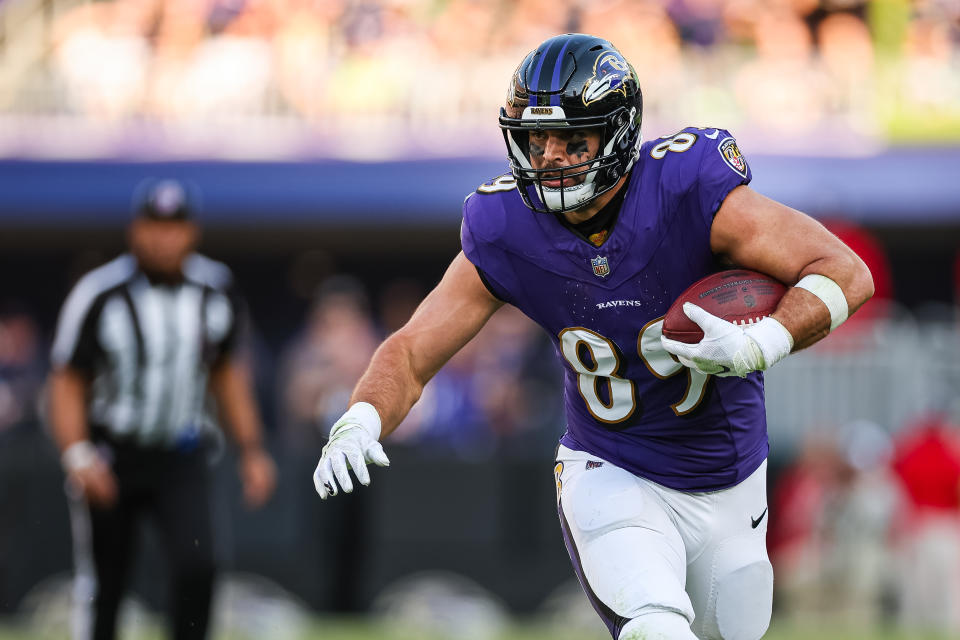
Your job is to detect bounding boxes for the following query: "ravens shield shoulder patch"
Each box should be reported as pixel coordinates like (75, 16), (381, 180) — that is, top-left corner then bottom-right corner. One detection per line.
(718, 137), (748, 178)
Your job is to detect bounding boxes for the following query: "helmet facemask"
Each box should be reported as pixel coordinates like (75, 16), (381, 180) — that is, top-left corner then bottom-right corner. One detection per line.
(500, 105), (640, 214)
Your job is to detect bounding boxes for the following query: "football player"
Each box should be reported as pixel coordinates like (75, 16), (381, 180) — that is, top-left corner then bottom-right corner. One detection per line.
(313, 34), (873, 640)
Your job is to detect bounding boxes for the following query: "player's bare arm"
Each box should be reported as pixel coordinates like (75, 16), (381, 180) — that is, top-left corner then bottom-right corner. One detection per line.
(209, 358), (277, 508)
(48, 366), (118, 507)
(313, 251), (503, 498)
(48, 366), (89, 451)
(661, 183), (875, 378)
(710, 185), (875, 350)
(352, 251), (503, 434)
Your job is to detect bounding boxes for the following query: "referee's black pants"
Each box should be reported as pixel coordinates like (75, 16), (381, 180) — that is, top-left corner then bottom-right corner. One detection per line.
(69, 437), (215, 640)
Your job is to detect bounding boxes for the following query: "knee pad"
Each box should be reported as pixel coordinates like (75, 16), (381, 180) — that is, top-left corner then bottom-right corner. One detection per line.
(714, 561), (773, 640)
(619, 609), (698, 640)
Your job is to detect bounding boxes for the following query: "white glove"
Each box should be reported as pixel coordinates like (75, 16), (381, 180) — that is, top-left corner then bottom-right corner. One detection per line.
(660, 302), (794, 378)
(313, 402), (390, 499)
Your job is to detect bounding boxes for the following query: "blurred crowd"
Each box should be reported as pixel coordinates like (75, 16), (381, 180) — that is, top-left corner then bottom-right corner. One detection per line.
(0, 302), (44, 438)
(0, 0), (957, 156)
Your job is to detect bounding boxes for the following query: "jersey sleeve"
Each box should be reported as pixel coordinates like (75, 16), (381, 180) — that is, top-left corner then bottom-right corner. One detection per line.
(50, 280), (105, 374)
(460, 191), (517, 306)
(695, 129), (752, 224)
(210, 277), (251, 367)
(219, 285), (244, 356)
(649, 127), (752, 231)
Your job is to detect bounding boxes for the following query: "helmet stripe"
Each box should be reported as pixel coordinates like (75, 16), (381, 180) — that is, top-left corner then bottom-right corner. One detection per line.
(527, 42), (551, 107)
(548, 39), (573, 106)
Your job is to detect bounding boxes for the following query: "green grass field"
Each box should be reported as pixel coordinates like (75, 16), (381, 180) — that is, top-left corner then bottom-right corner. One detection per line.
(0, 618), (952, 640)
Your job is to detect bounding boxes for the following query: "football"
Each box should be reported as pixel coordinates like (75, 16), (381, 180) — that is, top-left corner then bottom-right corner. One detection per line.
(662, 269), (787, 343)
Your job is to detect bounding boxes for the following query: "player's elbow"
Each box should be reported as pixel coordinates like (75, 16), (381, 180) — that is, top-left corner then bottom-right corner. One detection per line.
(846, 253), (874, 313)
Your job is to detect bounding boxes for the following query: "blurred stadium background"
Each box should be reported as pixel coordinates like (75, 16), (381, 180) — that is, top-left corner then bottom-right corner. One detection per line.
(1, 0), (959, 638)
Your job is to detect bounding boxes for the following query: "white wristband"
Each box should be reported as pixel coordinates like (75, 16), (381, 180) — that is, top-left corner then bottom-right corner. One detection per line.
(331, 402), (382, 440)
(795, 274), (849, 331)
(744, 316), (794, 370)
(62, 441), (98, 472)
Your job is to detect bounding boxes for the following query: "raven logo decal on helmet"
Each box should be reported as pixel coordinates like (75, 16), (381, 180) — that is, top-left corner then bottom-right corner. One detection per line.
(582, 52), (631, 106)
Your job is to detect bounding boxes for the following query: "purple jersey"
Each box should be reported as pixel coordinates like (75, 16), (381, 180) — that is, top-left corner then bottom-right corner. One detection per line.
(461, 127), (766, 491)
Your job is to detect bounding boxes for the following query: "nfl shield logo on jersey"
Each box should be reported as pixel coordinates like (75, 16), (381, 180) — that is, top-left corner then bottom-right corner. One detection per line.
(591, 255), (611, 278)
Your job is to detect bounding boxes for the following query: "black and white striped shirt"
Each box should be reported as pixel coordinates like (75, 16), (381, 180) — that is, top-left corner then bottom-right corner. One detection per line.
(51, 253), (246, 447)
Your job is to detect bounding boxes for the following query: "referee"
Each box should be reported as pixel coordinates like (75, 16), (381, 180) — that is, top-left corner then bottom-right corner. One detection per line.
(47, 179), (276, 640)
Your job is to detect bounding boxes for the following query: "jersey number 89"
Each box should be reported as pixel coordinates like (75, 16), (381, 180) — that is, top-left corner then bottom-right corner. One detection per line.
(559, 318), (709, 425)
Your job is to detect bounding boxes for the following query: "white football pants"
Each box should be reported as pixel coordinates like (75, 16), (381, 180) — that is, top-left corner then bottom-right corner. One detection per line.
(555, 445), (773, 640)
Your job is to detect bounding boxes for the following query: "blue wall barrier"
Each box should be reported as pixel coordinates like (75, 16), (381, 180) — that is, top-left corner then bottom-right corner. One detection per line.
(1, 149), (958, 227)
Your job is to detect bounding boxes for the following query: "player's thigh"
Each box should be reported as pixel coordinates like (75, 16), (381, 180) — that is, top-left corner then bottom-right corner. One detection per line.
(556, 448), (694, 624)
(685, 461), (772, 640)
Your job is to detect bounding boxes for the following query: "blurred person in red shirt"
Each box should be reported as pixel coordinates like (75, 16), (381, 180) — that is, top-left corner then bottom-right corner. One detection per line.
(822, 219), (893, 328)
(890, 413), (960, 633)
(819, 420), (900, 628)
(768, 431), (844, 621)
(893, 414), (960, 513)
(770, 421), (901, 628)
